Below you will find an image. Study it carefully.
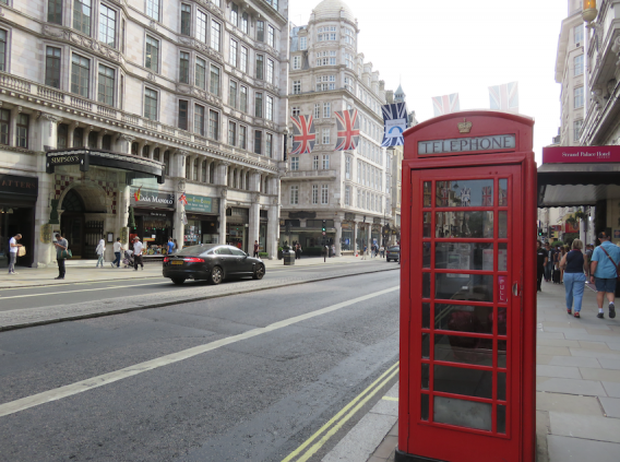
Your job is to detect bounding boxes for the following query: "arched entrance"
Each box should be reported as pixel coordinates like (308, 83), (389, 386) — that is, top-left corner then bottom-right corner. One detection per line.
(60, 186), (107, 259)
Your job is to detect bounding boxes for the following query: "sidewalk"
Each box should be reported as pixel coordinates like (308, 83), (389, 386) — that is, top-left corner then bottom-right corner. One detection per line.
(359, 280), (620, 462)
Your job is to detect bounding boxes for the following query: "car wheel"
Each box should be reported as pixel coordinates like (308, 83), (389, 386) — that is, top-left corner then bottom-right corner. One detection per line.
(253, 263), (265, 280)
(210, 266), (223, 285)
(171, 277), (185, 285)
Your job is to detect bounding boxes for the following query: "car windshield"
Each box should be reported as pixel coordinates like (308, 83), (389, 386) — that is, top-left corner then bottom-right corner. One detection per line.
(389, 246), (400, 251)
(176, 244), (218, 256)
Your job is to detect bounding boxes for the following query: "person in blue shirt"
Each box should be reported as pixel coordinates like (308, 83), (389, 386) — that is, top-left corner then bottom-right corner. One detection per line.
(590, 231), (620, 319)
(167, 237), (174, 255)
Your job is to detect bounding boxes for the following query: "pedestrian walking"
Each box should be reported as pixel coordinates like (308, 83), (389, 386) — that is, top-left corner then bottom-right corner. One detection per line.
(253, 240), (260, 258)
(96, 236), (106, 267)
(544, 242), (554, 282)
(380, 245), (385, 258)
(331, 244), (336, 257)
(8, 233), (22, 274)
(361, 245), (367, 260)
(560, 239), (588, 318)
(167, 237), (174, 255)
(295, 243), (302, 260)
(111, 238), (123, 268)
(590, 231), (620, 319)
(53, 233), (69, 280)
(584, 243), (594, 278)
(133, 236), (144, 271)
(536, 240), (547, 292)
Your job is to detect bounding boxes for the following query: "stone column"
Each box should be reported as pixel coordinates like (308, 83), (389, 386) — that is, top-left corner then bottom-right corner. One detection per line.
(335, 220), (342, 257)
(174, 179), (186, 251)
(117, 134), (134, 155)
(248, 192), (260, 255)
(353, 221), (358, 255)
(267, 197), (279, 260)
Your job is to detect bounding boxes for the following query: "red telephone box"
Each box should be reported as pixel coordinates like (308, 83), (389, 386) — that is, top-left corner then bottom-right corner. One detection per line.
(396, 111), (537, 462)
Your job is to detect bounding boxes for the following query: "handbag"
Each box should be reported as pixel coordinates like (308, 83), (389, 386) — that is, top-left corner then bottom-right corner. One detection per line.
(60, 249), (72, 259)
(17, 246), (26, 257)
(600, 246), (620, 279)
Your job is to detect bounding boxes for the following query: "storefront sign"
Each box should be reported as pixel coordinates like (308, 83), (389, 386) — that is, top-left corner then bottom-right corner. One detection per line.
(418, 134), (516, 155)
(0, 174), (38, 197)
(46, 151), (89, 172)
(185, 194), (216, 214)
(542, 145), (620, 163)
(130, 187), (174, 209)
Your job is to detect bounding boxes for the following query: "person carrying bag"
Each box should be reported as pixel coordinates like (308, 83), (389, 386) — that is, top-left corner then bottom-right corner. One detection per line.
(53, 233), (70, 280)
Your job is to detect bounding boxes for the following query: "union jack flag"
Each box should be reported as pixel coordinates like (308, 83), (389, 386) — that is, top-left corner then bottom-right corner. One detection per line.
(460, 187), (471, 206)
(334, 109), (360, 152)
(178, 192), (188, 206)
(482, 186), (493, 206)
(439, 186), (450, 207)
(290, 115), (316, 155)
(381, 102), (408, 147)
(489, 81), (519, 113)
(432, 93), (460, 117)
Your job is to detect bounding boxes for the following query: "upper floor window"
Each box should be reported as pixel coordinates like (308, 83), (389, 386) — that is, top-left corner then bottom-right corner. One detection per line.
(317, 26), (337, 41)
(256, 54), (264, 80)
(144, 87), (158, 120)
(323, 102), (331, 118)
(574, 54), (584, 76)
(16, 114), (29, 149)
(290, 185), (299, 205)
(48, 0), (63, 25)
(290, 156), (299, 170)
(322, 129), (330, 145)
(209, 64), (220, 95)
(316, 50), (336, 66)
(99, 4), (117, 47)
(345, 155), (351, 179)
(45, 46), (62, 88)
(265, 95), (274, 121)
(255, 92), (263, 118)
(316, 75), (335, 91)
(574, 24), (584, 45)
(71, 53), (90, 97)
(256, 20), (264, 42)
(73, 0), (92, 36)
(208, 109), (219, 140)
(292, 80), (301, 94)
(229, 39), (238, 67)
(254, 130), (262, 154)
(265, 133), (273, 157)
(197, 10), (208, 43)
(230, 3), (238, 27)
(344, 27), (355, 45)
(211, 20), (221, 51)
(573, 119), (583, 143)
(299, 36), (307, 50)
(321, 184), (329, 204)
(292, 55), (301, 70)
(178, 100), (188, 130)
(195, 57), (206, 89)
(229, 79), (238, 108)
(0, 109), (10, 145)
(98, 64), (115, 106)
(291, 106), (300, 117)
(266, 59), (274, 84)
(314, 103), (320, 118)
(181, 4), (191, 36)
(240, 85), (248, 113)
(179, 51), (190, 83)
(146, 0), (160, 21)
(240, 46), (248, 73)
(0, 29), (6, 72)
(145, 35), (159, 72)
(241, 12), (248, 34)
(574, 86), (584, 108)
(267, 25), (275, 47)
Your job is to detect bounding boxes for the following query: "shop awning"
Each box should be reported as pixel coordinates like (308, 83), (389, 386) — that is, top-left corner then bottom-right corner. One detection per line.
(537, 162), (620, 207)
(46, 148), (165, 184)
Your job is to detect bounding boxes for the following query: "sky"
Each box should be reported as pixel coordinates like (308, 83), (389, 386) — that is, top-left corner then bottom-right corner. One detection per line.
(288, 0), (569, 164)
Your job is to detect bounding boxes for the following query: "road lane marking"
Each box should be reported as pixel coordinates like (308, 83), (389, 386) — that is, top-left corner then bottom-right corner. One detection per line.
(282, 362), (399, 462)
(382, 396), (398, 402)
(0, 282), (164, 300)
(0, 285), (399, 418)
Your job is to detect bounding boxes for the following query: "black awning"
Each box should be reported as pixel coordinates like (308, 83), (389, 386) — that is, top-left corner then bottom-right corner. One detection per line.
(537, 163), (620, 207)
(46, 148), (165, 184)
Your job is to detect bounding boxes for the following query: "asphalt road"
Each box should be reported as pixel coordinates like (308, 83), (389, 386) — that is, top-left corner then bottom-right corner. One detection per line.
(0, 270), (400, 462)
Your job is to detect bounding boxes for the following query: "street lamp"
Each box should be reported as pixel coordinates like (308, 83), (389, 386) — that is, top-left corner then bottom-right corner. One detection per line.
(582, 0), (597, 23)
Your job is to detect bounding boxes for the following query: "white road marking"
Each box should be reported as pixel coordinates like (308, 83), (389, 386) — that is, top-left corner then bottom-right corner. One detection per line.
(0, 286), (399, 418)
(0, 283), (163, 300)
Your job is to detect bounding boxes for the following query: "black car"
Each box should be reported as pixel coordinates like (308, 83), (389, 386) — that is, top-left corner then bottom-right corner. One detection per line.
(386, 245), (400, 262)
(163, 244), (265, 285)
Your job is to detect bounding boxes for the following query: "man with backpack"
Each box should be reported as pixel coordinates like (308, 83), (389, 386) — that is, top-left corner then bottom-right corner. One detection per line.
(590, 232), (620, 319)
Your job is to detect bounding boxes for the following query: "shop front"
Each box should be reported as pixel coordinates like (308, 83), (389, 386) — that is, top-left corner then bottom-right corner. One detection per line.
(0, 174), (38, 268)
(226, 207), (249, 249)
(341, 222), (354, 252)
(184, 194), (220, 247)
(130, 187), (174, 255)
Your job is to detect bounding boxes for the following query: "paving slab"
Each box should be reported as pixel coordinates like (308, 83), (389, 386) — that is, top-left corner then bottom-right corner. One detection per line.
(536, 365), (582, 379)
(547, 435), (620, 462)
(599, 358), (620, 370)
(602, 381), (620, 398)
(536, 392), (602, 415)
(579, 367), (620, 383)
(549, 412), (620, 443)
(548, 356), (601, 368)
(536, 378), (607, 396)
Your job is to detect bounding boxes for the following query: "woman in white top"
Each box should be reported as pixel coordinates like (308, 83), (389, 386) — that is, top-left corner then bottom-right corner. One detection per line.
(8, 233), (22, 274)
(96, 237), (106, 268)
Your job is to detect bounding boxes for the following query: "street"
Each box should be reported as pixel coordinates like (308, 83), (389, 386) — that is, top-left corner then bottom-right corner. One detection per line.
(0, 268), (399, 462)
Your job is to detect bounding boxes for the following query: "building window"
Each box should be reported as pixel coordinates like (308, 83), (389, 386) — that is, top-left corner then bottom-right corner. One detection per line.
(256, 54), (264, 80)
(316, 50), (336, 66)
(195, 57), (206, 89)
(229, 38), (238, 67)
(146, 0), (159, 21)
(163, 150), (170, 175)
(299, 36), (307, 50)
(229, 80), (238, 108)
(316, 75), (336, 91)
(240, 85), (248, 113)
(73, 0), (92, 36)
(16, 114), (29, 148)
(145, 35), (159, 73)
(181, 3), (191, 36)
(574, 54), (583, 76)
(345, 185), (351, 206)
(99, 4), (116, 47)
(240, 46), (248, 73)
(194, 104), (205, 136)
(98, 64), (115, 106)
(254, 130), (262, 154)
(290, 156), (299, 170)
(267, 24), (275, 47)
(291, 107), (300, 117)
(71, 53), (90, 97)
(573, 119), (583, 142)
(45, 46), (62, 88)
(144, 87), (158, 120)
(574, 86), (584, 108)
(185, 156), (191, 179)
(574, 24), (584, 45)
(265, 95), (274, 121)
(239, 125), (247, 149)
(56, 123), (68, 149)
(321, 185), (329, 204)
(211, 20), (221, 51)
(345, 156), (351, 179)
(293, 55), (301, 70)
(322, 128), (330, 145)
(48, 0), (63, 25)
(323, 102), (331, 118)
(209, 64), (220, 95)
(201, 160), (207, 182)
(192, 158), (199, 181)
(290, 185), (299, 205)
(313, 155), (319, 170)
(0, 109), (9, 145)
(312, 184), (318, 204)
(178, 100), (188, 129)
(266, 59), (274, 84)
(322, 154), (330, 169)
(265, 133), (273, 157)
(228, 121), (236, 146)
(197, 10), (207, 43)
(314, 103), (321, 119)
(208, 109), (219, 140)
(230, 3), (238, 27)
(179, 51), (190, 83)
(255, 92), (263, 118)
(292, 80), (301, 95)
(256, 20), (264, 42)
(241, 12), (248, 34)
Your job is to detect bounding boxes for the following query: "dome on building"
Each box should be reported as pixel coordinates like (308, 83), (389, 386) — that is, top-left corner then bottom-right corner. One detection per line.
(312, 0), (356, 22)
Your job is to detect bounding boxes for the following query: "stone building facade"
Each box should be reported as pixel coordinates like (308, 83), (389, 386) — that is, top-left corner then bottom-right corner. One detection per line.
(0, 0), (289, 267)
(282, 0), (393, 256)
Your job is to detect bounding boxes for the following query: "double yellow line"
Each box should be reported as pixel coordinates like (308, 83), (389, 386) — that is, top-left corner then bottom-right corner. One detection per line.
(282, 361), (399, 462)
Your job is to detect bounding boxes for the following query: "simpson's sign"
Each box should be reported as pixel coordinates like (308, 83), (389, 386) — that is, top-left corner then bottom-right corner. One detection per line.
(542, 146), (620, 163)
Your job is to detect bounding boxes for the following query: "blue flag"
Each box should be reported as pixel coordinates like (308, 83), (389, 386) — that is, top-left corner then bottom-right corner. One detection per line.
(381, 103), (407, 147)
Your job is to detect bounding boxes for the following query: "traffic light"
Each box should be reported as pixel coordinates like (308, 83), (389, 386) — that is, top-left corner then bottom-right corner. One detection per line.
(538, 228), (543, 236)
(322, 220), (326, 234)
